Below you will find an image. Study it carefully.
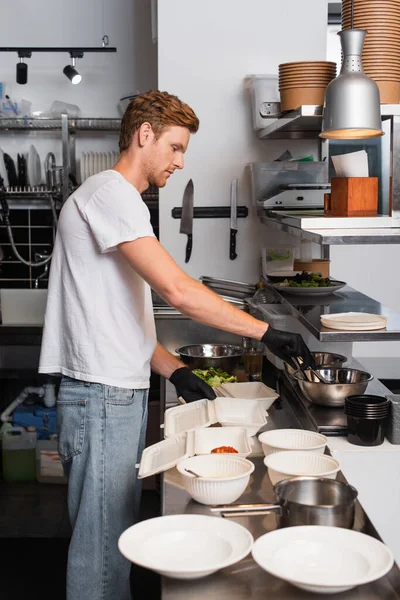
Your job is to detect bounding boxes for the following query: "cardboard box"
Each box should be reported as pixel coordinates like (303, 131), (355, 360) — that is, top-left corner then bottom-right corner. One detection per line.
(293, 259), (330, 278)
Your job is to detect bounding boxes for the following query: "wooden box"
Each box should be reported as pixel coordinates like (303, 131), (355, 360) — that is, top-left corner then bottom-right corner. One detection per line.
(326, 177), (378, 217)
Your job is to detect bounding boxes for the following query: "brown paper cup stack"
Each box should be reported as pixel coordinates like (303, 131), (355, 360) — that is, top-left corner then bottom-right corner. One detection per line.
(278, 61), (337, 111)
(342, 0), (400, 103)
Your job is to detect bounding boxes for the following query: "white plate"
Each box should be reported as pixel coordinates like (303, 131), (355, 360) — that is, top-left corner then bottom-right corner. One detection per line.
(252, 526), (394, 594)
(118, 514), (254, 579)
(321, 312), (387, 331)
(273, 281), (346, 296)
(28, 145), (42, 187)
(0, 148), (9, 187)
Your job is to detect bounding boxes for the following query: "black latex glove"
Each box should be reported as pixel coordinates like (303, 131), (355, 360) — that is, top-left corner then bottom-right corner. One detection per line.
(169, 367), (217, 402)
(262, 325), (314, 370)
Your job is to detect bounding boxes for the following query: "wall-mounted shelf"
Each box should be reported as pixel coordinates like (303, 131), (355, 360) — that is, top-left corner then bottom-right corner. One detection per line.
(257, 103), (400, 140)
(257, 105), (324, 139)
(259, 210), (400, 245)
(0, 117), (121, 131)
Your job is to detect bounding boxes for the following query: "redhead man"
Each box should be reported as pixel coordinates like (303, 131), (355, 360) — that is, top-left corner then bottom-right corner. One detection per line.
(39, 90), (312, 600)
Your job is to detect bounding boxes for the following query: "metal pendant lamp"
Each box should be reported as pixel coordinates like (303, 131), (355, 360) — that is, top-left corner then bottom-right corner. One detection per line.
(320, 0), (383, 140)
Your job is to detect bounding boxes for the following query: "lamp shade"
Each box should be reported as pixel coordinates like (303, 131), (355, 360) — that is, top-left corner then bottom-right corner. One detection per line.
(320, 29), (383, 140)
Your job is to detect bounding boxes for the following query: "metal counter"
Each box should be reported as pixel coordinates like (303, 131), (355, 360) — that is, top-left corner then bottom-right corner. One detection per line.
(261, 282), (400, 342)
(161, 402), (400, 599)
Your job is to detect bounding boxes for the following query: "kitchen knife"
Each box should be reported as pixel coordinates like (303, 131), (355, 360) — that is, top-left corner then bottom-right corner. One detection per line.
(229, 177), (238, 260)
(180, 178), (194, 263)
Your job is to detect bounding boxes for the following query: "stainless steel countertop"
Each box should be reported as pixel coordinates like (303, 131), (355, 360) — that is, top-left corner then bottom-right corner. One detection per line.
(261, 283), (400, 342)
(162, 406), (400, 599)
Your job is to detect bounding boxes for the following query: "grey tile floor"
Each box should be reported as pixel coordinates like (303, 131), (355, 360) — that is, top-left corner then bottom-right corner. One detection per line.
(0, 486), (161, 600)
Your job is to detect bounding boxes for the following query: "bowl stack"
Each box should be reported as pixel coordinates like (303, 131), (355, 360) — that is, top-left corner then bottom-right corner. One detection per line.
(342, 0), (400, 103)
(344, 394), (391, 446)
(278, 61), (337, 111)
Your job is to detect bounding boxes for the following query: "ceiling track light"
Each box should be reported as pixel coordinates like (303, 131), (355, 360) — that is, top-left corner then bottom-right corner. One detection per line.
(63, 52), (83, 85)
(16, 50), (31, 85)
(0, 46), (117, 85)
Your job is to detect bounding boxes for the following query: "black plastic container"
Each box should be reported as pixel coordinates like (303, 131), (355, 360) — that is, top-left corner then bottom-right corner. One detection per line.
(345, 395), (391, 447)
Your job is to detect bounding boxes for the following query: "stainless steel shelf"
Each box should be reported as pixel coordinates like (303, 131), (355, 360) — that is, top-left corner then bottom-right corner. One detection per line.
(257, 105), (323, 139)
(257, 103), (400, 140)
(259, 211), (400, 245)
(0, 117), (121, 131)
(261, 283), (400, 342)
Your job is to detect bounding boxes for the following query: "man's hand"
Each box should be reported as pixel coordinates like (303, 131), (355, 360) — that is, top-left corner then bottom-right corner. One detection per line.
(262, 326), (314, 370)
(169, 367), (216, 402)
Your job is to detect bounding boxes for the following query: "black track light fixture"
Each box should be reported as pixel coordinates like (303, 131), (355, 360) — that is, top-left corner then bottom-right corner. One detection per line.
(16, 50), (31, 85)
(0, 46), (117, 85)
(63, 53), (83, 85)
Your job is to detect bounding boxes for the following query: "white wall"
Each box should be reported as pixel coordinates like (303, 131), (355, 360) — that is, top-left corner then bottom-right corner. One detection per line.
(0, 0), (157, 117)
(157, 0), (329, 283)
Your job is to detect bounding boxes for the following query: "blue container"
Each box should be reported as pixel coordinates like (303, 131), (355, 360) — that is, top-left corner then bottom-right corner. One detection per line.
(13, 404), (57, 440)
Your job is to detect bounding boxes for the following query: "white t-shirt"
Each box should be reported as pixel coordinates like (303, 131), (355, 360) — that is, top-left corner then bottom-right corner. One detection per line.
(39, 170), (157, 389)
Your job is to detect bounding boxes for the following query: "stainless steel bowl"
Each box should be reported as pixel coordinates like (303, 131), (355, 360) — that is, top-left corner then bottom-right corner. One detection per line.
(293, 367), (373, 407)
(285, 352), (347, 377)
(175, 343), (243, 372)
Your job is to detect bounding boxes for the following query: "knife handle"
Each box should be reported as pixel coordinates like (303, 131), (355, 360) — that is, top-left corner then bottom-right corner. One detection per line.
(185, 234), (193, 263)
(230, 229), (237, 260)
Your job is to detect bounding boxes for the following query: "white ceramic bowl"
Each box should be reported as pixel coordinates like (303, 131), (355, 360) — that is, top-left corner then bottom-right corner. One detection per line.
(119, 514), (254, 579)
(258, 429), (328, 456)
(263, 451), (340, 486)
(252, 525), (394, 594)
(176, 454), (255, 505)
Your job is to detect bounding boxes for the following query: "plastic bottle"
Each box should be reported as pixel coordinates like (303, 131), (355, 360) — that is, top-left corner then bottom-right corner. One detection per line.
(2, 426), (37, 482)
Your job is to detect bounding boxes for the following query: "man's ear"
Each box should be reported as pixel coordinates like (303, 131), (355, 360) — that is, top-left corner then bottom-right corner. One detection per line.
(138, 122), (153, 147)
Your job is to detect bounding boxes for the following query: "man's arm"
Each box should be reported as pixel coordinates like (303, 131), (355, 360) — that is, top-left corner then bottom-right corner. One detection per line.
(118, 237), (268, 340)
(150, 341), (186, 378)
(150, 341), (216, 401)
(119, 236), (313, 369)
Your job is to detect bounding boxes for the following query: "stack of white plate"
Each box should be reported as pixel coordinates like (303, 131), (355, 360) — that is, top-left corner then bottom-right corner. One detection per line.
(321, 312), (388, 331)
(80, 151), (119, 183)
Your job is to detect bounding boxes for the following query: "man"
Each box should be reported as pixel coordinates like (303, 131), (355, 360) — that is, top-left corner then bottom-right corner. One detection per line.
(39, 90), (312, 600)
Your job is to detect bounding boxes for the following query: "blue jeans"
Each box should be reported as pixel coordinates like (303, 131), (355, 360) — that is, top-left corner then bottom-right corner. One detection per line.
(57, 377), (149, 600)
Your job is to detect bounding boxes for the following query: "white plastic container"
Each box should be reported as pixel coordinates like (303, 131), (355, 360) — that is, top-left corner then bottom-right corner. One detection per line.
(164, 398), (267, 439)
(176, 454), (255, 505)
(262, 247), (296, 277)
(218, 382), (279, 411)
(264, 451), (340, 486)
(258, 429), (328, 457)
(137, 398), (264, 481)
(245, 75), (280, 131)
(36, 438), (68, 484)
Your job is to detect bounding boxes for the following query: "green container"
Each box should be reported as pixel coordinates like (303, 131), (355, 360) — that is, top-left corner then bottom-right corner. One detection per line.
(2, 427), (36, 482)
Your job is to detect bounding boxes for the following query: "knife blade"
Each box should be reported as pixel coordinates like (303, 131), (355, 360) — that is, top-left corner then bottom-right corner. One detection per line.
(230, 177), (238, 260)
(180, 179), (194, 263)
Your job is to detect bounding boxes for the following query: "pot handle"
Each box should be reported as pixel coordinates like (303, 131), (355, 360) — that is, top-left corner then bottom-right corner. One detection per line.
(209, 503), (281, 518)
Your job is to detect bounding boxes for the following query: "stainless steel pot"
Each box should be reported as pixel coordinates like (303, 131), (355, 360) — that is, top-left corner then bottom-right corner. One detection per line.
(284, 352), (347, 378)
(293, 367), (373, 407)
(211, 477), (358, 529)
(175, 343), (243, 372)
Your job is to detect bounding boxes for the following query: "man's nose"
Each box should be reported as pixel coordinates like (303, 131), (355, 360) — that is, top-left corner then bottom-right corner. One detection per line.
(174, 154), (184, 169)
